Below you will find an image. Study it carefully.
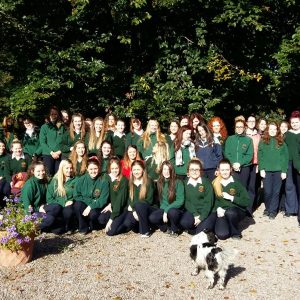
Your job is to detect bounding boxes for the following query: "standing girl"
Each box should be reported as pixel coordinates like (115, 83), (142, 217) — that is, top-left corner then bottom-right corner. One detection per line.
(61, 113), (86, 158)
(166, 120), (180, 147)
(126, 118), (144, 147)
(207, 116), (228, 146)
(149, 161), (184, 236)
(22, 117), (41, 159)
(86, 117), (105, 156)
(39, 106), (66, 176)
(73, 158), (109, 234)
(173, 126), (196, 179)
(98, 157), (129, 236)
(179, 158), (214, 234)
(258, 122), (288, 219)
(69, 140), (88, 177)
(121, 145), (142, 179)
(46, 159), (76, 233)
(195, 123), (222, 181)
(112, 119), (126, 158)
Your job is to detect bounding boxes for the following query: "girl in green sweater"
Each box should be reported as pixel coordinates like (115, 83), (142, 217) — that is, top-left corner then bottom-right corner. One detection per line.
(46, 159), (76, 233)
(73, 157), (109, 234)
(149, 161), (184, 236)
(179, 158), (215, 234)
(98, 157), (129, 235)
(69, 140), (88, 177)
(0, 140), (10, 205)
(97, 140), (114, 177)
(258, 122), (288, 219)
(85, 117), (105, 156)
(208, 159), (250, 240)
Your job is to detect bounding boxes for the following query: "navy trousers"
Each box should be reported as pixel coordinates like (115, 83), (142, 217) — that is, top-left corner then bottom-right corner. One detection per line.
(263, 171), (282, 214)
(149, 207), (181, 232)
(285, 162), (299, 214)
(43, 155), (61, 177)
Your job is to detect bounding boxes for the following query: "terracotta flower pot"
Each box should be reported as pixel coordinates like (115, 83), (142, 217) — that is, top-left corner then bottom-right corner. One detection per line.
(0, 232), (35, 267)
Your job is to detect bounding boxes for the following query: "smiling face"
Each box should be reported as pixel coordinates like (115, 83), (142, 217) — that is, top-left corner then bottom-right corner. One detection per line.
(75, 143), (86, 157)
(34, 164), (46, 180)
(132, 164), (144, 180)
(180, 118), (189, 127)
(110, 161), (120, 178)
(258, 120), (267, 132)
(11, 142), (23, 157)
(162, 164), (170, 179)
(102, 142), (112, 157)
(73, 116), (82, 131)
(188, 163), (201, 180)
(197, 125), (207, 139)
(212, 121), (220, 134)
(268, 124), (277, 137)
(94, 119), (103, 133)
(127, 146), (137, 161)
(169, 122), (179, 135)
(290, 117), (300, 131)
(149, 120), (158, 133)
(116, 121), (125, 133)
(108, 115), (115, 127)
(247, 116), (256, 130)
(279, 122), (288, 135)
(63, 162), (73, 178)
(235, 121), (245, 135)
(219, 162), (231, 180)
(0, 142), (5, 155)
(87, 163), (99, 179)
(182, 129), (192, 142)
(192, 118), (200, 129)
(23, 119), (34, 130)
(133, 121), (141, 131)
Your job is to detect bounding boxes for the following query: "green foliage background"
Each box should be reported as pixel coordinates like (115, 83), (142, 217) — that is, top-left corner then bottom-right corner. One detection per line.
(1, 0), (299, 127)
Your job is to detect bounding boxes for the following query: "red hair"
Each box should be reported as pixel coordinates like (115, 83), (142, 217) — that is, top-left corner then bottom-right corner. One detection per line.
(207, 116), (228, 140)
(290, 110), (300, 120)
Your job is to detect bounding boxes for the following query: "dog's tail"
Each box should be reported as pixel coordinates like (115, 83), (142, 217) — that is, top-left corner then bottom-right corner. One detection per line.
(219, 248), (238, 266)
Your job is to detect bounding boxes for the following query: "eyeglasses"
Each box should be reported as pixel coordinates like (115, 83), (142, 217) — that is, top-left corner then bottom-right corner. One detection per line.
(189, 168), (201, 172)
(235, 126), (244, 129)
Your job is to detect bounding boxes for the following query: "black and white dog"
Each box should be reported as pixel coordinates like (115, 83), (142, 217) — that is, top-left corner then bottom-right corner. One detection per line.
(189, 231), (237, 289)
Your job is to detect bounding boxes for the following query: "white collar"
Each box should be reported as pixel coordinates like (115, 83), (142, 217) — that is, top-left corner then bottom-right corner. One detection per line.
(26, 128), (34, 136)
(246, 128), (258, 136)
(187, 177), (202, 187)
(12, 153), (25, 160)
(134, 129), (144, 136)
(114, 131), (125, 138)
(214, 133), (221, 137)
(220, 176), (234, 186)
(109, 173), (118, 182)
(289, 129), (300, 134)
(134, 179), (143, 186)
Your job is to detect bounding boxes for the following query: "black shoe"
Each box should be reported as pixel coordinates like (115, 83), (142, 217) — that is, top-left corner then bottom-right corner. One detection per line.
(79, 229), (90, 235)
(268, 213), (276, 220)
(168, 230), (179, 237)
(263, 210), (269, 217)
(284, 212), (293, 218)
(141, 232), (151, 238)
(231, 234), (242, 240)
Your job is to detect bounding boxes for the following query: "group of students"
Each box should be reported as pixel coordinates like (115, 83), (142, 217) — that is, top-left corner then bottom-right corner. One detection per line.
(0, 107), (299, 240)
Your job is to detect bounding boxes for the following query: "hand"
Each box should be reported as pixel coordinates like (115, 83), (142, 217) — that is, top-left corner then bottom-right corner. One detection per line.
(232, 162), (240, 172)
(281, 173), (287, 180)
(217, 207), (226, 218)
(194, 216), (201, 226)
(260, 170), (266, 178)
(82, 206), (91, 216)
(255, 165), (259, 173)
(101, 203), (112, 213)
(39, 205), (46, 214)
(127, 205), (133, 212)
(65, 201), (73, 206)
(105, 219), (113, 233)
(163, 212), (168, 223)
(133, 211), (139, 221)
(50, 151), (58, 159)
(222, 192), (234, 202)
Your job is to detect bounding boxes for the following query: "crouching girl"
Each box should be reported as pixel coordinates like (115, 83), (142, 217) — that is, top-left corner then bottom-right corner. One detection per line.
(46, 159), (76, 233)
(98, 157), (129, 236)
(149, 161), (184, 236)
(73, 158), (109, 234)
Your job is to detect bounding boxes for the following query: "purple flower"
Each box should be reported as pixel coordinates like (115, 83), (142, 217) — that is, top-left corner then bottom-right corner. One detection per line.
(0, 220), (2, 226)
(10, 231), (19, 238)
(6, 225), (16, 233)
(23, 236), (31, 243)
(13, 197), (20, 203)
(5, 208), (11, 215)
(17, 238), (24, 245)
(1, 236), (9, 244)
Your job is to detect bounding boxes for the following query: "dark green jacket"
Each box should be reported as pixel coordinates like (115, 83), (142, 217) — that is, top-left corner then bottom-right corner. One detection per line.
(39, 121), (66, 155)
(145, 157), (160, 181)
(112, 134), (126, 158)
(7, 154), (32, 182)
(0, 154), (10, 182)
(258, 138), (289, 172)
(184, 177), (214, 220)
(22, 130), (42, 157)
(137, 133), (158, 159)
(46, 177), (77, 207)
(21, 176), (47, 213)
(126, 132), (142, 147)
(213, 179), (249, 212)
(284, 131), (300, 171)
(224, 134), (254, 166)
(73, 173), (109, 209)
(128, 178), (154, 211)
(159, 179), (184, 213)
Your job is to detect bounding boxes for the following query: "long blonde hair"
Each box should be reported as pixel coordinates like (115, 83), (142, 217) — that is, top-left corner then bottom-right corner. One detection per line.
(141, 119), (166, 149)
(129, 160), (148, 201)
(54, 159), (74, 197)
(151, 142), (169, 172)
(88, 117), (105, 151)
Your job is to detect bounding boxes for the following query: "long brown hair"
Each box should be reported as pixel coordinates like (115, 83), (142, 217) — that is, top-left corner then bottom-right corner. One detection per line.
(174, 125), (192, 152)
(122, 145), (141, 169)
(69, 113), (85, 141)
(195, 123), (214, 147)
(129, 160), (148, 201)
(261, 122), (284, 146)
(107, 157), (123, 189)
(27, 160), (48, 183)
(69, 140), (88, 176)
(157, 161), (176, 204)
(97, 140), (114, 172)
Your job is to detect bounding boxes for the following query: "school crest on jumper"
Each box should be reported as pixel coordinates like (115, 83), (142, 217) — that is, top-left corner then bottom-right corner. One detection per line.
(229, 188), (236, 196)
(198, 185), (205, 193)
(1, 161), (5, 168)
(113, 183), (119, 191)
(94, 189), (101, 197)
(242, 144), (247, 150)
(21, 161), (27, 168)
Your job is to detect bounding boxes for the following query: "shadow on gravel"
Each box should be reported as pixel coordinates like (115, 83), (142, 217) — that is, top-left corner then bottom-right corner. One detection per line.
(225, 265), (246, 286)
(239, 216), (256, 232)
(33, 236), (75, 260)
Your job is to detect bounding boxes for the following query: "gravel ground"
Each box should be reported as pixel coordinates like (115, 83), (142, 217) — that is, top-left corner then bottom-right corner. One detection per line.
(1, 205), (300, 300)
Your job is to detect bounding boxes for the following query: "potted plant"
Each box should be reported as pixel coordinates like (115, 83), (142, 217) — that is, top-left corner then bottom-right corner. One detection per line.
(0, 196), (43, 267)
